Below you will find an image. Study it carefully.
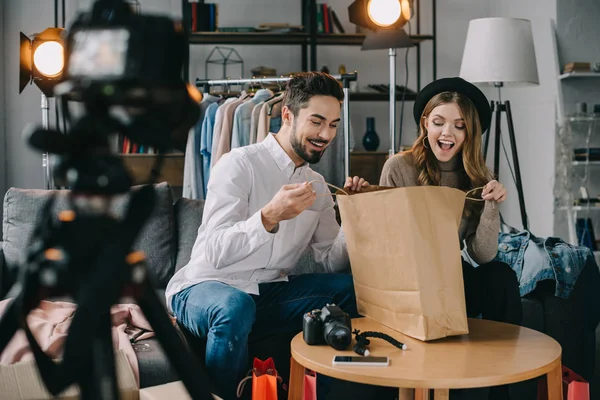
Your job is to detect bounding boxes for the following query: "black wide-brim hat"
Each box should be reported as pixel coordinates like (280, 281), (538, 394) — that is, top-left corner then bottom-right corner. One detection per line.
(413, 77), (492, 134)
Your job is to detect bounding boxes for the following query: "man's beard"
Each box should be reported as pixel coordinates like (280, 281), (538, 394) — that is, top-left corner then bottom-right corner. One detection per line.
(290, 123), (327, 164)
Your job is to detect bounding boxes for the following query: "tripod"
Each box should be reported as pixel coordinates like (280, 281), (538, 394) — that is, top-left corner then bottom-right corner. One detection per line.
(0, 111), (215, 400)
(483, 84), (529, 230)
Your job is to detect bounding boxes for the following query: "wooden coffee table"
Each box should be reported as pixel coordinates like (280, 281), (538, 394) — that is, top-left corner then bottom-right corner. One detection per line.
(289, 317), (563, 400)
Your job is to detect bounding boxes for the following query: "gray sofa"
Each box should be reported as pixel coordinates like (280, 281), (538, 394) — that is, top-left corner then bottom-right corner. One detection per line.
(0, 183), (597, 396)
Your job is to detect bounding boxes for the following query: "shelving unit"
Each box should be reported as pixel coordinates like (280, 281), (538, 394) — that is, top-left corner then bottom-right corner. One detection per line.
(554, 111), (600, 247)
(181, 0), (437, 96)
(176, 0), (436, 187)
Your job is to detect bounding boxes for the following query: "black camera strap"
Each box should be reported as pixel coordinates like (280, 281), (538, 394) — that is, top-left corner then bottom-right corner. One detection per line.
(353, 329), (408, 356)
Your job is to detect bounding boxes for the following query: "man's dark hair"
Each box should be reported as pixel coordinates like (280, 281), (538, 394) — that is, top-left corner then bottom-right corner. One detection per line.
(283, 72), (344, 117)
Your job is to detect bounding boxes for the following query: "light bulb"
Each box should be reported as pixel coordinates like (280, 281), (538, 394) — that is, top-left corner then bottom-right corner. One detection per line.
(367, 0), (402, 27)
(34, 41), (64, 77)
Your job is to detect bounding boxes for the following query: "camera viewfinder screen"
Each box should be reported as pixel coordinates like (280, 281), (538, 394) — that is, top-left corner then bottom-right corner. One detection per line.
(68, 29), (130, 79)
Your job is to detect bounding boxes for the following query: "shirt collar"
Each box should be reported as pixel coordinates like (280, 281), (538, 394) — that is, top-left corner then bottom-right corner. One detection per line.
(202, 93), (221, 104)
(263, 134), (308, 175)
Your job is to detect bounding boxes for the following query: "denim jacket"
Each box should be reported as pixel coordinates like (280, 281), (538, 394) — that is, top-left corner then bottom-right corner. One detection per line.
(492, 230), (591, 299)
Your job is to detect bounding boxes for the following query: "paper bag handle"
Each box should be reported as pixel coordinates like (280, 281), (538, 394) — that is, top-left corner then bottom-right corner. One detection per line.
(308, 180), (349, 196)
(311, 182), (492, 207)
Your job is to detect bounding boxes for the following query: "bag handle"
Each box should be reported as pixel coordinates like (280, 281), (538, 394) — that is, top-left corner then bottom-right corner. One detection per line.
(308, 180), (349, 196)
(312, 182), (495, 205)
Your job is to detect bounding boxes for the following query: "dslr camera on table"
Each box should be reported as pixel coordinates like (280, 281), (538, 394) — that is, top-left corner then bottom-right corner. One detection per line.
(302, 303), (407, 360)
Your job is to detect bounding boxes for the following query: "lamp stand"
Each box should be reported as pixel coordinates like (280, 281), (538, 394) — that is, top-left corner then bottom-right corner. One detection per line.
(389, 48), (396, 156)
(483, 84), (528, 230)
(41, 93), (53, 190)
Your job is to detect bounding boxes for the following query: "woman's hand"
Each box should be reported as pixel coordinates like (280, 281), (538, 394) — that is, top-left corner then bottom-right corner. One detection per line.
(481, 180), (507, 203)
(344, 176), (369, 192)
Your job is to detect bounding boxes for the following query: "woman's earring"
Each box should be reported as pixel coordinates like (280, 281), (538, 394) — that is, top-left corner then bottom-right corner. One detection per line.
(423, 136), (430, 149)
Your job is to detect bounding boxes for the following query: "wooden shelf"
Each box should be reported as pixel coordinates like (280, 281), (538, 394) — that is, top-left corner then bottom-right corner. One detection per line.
(559, 206), (600, 211)
(573, 161), (600, 166)
(188, 32), (434, 47)
(350, 151), (389, 185)
(316, 33), (434, 46)
(559, 72), (600, 80)
(120, 153), (184, 187)
(349, 92), (417, 102)
(189, 32), (308, 45)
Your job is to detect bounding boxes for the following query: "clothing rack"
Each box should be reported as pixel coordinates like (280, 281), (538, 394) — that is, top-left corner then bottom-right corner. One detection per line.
(195, 73), (358, 179)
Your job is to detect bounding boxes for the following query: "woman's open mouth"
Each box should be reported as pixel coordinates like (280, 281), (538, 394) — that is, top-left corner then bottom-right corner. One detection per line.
(437, 139), (455, 151)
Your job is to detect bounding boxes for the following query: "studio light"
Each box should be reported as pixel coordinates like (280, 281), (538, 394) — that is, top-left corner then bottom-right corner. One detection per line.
(368, 0), (401, 27)
(349, 0), (413, 31)
(19, 27), (66, 190)
(20, 27), (66, 97)
(348, 0), (414, 155)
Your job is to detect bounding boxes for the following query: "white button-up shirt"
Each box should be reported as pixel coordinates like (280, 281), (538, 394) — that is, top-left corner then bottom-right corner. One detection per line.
(165, 134), (348, 310)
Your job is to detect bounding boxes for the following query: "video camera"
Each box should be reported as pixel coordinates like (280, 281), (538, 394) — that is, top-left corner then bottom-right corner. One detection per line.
(0, 1), (214, 399)
(28, 0), (202, 194)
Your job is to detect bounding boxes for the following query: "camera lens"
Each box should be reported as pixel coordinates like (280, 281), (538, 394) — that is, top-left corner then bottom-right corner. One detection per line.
(323, 321), (351, 350)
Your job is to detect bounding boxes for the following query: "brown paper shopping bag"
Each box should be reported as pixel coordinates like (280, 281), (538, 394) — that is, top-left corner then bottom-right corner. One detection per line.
(337, 185), (469, 341)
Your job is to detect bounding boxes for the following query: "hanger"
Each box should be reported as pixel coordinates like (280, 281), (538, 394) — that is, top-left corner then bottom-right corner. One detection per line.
(267, 95), (283, 116)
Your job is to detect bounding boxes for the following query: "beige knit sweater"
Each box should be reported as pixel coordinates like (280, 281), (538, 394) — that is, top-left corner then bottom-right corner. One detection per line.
(379, 152), (500, 265)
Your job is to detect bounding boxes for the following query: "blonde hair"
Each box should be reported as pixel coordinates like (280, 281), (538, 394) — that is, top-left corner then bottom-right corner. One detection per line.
(405, 91), (494, 213)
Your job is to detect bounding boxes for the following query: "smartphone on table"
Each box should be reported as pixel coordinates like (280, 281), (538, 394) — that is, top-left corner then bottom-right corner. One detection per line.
(332, 355), (390, 367)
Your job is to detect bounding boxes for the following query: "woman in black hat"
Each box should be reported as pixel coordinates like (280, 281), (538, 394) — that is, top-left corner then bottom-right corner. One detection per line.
(380, 76), (522, 324)
(380, 77), (521, 398)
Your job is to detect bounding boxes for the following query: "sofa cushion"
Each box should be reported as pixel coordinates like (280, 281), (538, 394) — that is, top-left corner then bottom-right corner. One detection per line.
(2, 182), (176, 289)
(173, 198), (204, 274)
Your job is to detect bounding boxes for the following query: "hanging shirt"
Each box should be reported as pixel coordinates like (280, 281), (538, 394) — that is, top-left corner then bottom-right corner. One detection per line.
(213, 95), (249, 165)
(210, 97), (240, 169)
(165, 133), (349, 308)
(257, 95), (284, 143)
(231, 89), (274, 149)
(182, 94), (220, 199)
(199, 102), (220, 197)
(250, 101), (265, 145)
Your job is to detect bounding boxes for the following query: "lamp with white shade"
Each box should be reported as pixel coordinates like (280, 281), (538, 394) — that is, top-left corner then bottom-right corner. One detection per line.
(459, 17), (539, 230)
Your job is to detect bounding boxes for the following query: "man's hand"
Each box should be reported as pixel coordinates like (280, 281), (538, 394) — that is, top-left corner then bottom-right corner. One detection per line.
(344, 176), (369, 192)
(261, 182), (317, 232)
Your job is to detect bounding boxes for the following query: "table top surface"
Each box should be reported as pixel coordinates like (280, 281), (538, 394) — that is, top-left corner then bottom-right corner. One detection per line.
(290, 317), (562, 389)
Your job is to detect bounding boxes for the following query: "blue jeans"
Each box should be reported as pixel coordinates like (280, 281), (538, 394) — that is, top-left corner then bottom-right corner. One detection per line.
(171, 273), (358, 400)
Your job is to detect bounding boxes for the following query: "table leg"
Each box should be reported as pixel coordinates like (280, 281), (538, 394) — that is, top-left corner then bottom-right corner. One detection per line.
(415, 388), (430, 400)
(288, 357), (305, 400)
(434, 389), (449, 400)
(546, 362), (564, 400)
(398, 388), (414, 400)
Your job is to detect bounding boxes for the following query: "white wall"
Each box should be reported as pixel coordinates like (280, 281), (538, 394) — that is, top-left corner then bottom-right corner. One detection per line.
(1, 0), (558, 238)
(0, 0), (7, 198)
(485, 0), (557, 237)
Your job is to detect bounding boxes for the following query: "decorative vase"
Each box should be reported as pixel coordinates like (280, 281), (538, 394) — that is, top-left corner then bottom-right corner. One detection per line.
(362, 117), (380, 151)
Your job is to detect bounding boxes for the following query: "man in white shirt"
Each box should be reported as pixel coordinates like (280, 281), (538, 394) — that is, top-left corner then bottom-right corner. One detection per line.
(166, 72), (367, 399)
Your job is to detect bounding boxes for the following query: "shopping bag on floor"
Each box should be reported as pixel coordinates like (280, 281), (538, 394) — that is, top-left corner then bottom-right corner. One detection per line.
(537, 365), (589, 400)
(251, 357), (279, 400)
(336, 185), (469, 341)
(303, 370), (317, 400)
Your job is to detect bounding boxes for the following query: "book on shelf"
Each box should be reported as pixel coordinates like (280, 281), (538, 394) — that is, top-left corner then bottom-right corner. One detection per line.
(316, 3), (344, 34)
(116, 135), (157, 155)
(187, 1), (218, 32)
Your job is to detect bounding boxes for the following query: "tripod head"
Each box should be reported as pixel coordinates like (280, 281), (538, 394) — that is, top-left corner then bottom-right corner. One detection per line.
(0, 1), (215, 399)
